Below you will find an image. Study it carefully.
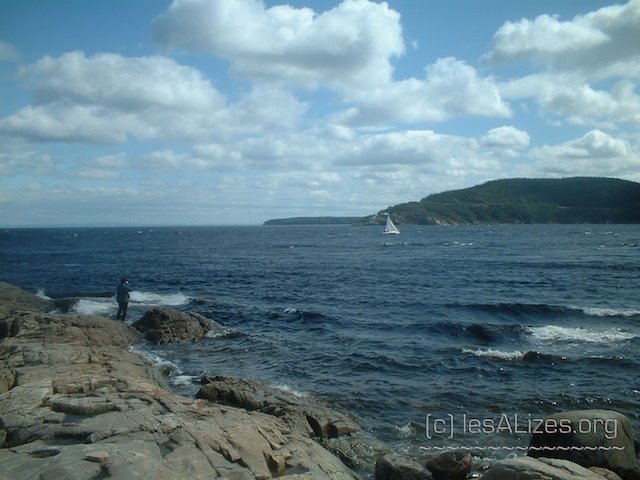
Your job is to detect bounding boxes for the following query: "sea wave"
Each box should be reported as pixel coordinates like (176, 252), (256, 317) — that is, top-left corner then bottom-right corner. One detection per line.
(129, 345), (182, 376)
(36, 288), (52, 300)
(129, 291), (190, 306)
(527, 325), (638, 343)
(572, 306), (640, 318)
(461, 348), (561, 361)
(430, 321), (527, 342)
(451, 302), (640, 320)
(73, 298), (113, 315)
(67, 290), (191, 315)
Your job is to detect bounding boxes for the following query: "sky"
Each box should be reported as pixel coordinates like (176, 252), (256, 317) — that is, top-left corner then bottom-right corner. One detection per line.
(1, 0), (639, 227)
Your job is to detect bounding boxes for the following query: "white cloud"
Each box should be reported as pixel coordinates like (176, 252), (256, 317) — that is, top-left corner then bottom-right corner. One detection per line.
(481, 126), (530, 149)
(487, 0), (640, 79)
(335, 58), (511, 126)
(530, 130), (640, 178)
(0, 151), (54, 175)
(486, 0), (640, 129)
(154, 0), (404, 89)
(0, 40), (20, 62)
(501, 74), (640, 127)
(486, 14), (609, 63)
(0, 52), (309, 144)
(77, 168), (121, 180)
(154, 1), (511, 128)
(19, 51), (223, 110)
(92, 153), (127, 168)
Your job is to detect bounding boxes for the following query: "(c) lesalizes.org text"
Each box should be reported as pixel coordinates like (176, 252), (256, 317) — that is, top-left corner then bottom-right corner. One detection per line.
(425, 413), (619, 440)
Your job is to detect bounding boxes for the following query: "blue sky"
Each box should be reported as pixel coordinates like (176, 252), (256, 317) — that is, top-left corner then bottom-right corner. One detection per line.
(1, 0), (639, 226)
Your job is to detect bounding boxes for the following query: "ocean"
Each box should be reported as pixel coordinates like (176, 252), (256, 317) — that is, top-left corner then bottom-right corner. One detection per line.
(1, 224), (639, 462)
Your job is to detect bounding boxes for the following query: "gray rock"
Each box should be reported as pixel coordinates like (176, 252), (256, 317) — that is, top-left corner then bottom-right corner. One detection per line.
(133, 307), (225, 344)
(0, 284), (360, 479)
(481, 456), (609, 480)
(528, 410), (640, 480)
(197, 374), (360, 439)
(375, 453), (433, 480)
(425, 451), (472, 480)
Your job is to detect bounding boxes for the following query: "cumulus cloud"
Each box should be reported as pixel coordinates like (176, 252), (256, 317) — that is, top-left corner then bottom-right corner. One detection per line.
(0, 51), (307, 144)
(154, 1), (510, 127)
(481, 126), (530, 149)
(486, 14), (609, 64)
(486, 0), (640, 77)
(0, 52), (225, 143)
(486, 0), (640, 129)
(530, 130), (640, 178)
(336, 58), (511, 126)
(153, 0), (404, 89)
(20, 51), (224, 110)
(501, 74), (640, 127)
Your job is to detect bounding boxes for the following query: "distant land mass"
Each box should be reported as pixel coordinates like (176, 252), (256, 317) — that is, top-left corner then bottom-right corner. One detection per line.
(263, 216), (363, 225)
(264, 177), (640, 226)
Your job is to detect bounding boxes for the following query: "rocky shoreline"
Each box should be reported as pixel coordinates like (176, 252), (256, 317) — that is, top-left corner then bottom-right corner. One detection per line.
(1, 281), (639, 479)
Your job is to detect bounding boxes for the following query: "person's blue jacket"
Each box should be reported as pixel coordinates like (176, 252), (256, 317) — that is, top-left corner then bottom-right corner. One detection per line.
(117, 281), (131, 303)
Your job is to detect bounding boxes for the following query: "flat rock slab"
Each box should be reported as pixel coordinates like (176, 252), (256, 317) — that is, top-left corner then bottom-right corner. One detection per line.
(0, 283), (359, 480)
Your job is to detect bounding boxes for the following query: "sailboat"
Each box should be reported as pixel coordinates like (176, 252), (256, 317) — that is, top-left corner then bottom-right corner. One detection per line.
(383, 213), (400, 235)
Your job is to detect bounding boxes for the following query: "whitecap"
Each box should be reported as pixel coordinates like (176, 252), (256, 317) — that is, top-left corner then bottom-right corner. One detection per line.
(462, 348), (525, 361)
(573, 306), (640, 318)
(527, 325), (637, 343)
(129, 291), (190, 306)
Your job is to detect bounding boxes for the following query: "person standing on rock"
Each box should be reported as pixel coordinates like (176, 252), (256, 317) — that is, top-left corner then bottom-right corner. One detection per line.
(116, 277), (131, 321)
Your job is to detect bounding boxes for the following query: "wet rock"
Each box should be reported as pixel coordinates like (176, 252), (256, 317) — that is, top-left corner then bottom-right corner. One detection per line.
(425, 451), (472, 480)
(528, 410), (640, 480)
(197, 374), (360, 439)
(481, 456), (609, 480)
(133, 307), (224, 344)
(375, 453), (433, 480)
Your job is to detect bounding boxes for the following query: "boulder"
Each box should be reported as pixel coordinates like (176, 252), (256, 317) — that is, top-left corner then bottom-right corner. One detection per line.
(481, 456), (610, 480)
(528, 410), (640, 480)
(197, 375), (360, 440)
(133, 307), (225, 344)
(375, 453), (433, 480)
(425, 451), (472, 480)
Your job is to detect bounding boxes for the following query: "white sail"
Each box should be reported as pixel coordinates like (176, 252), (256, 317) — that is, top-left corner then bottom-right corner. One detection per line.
(383, 213), (400, 235)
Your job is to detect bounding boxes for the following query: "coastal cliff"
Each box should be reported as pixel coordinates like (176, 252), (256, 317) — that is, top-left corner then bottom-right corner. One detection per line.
(0, 282), (361, 479)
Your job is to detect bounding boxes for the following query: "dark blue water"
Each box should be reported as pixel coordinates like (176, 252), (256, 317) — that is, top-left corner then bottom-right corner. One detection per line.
(2, 224), (640, 458)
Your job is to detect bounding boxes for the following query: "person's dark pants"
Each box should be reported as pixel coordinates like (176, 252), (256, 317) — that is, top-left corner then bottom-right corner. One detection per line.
(116, 301), (128, 321)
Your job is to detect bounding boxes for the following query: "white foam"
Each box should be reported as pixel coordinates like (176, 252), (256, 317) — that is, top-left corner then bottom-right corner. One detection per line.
(528, 325), (637, 343)
(462, 348), (525, 361)
(36, 289), (51, 300)
(205, 328), (235, 339)
(272, 384), (307, 398)
(575, 306), (640, 317)
(394, 423), (414, 437)
(128, 346), (182, 375)
(129, 290), (190, 306)
(171, 375), (199, 387)
(73, 298), (113, 315)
